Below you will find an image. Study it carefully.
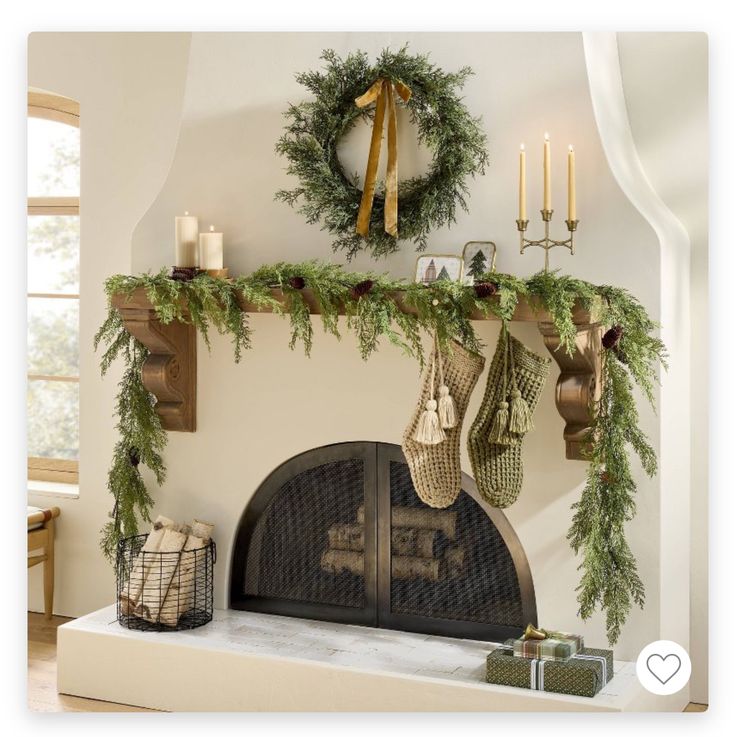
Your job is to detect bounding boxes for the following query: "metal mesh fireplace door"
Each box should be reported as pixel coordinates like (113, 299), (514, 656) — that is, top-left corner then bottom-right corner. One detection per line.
(230, 442), (536, 641)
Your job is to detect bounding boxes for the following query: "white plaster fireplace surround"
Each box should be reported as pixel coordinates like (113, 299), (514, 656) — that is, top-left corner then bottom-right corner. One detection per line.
(128, 31), (665, 663)
(27, 31), (704, 708)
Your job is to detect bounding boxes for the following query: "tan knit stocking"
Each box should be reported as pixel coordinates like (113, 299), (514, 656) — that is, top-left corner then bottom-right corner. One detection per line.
(467, 328), (550, 508)
(402, 339), (485, 508)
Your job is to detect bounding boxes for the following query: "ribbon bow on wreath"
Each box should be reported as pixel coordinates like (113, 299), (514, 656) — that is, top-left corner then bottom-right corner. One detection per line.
(354, 78), (412, 239)
(276, 48), (488, 259)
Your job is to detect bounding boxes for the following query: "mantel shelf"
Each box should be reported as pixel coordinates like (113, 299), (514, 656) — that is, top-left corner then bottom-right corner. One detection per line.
(111, 287), (602, 460)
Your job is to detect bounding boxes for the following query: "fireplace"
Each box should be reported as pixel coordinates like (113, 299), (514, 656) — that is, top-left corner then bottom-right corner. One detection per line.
(230, 442), (536, 641)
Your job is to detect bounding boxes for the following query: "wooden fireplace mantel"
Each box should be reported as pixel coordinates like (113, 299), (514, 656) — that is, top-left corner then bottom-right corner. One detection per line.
(111, 287), (603, 460)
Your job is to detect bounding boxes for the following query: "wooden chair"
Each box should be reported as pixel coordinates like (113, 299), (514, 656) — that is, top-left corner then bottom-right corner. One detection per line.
(28, 506), (60, 619)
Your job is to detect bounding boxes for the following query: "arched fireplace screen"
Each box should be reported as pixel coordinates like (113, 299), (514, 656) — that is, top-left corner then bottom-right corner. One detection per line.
(230, 442), (536, 641)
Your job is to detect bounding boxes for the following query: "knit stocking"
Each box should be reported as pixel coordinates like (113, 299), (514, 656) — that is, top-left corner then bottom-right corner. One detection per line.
(402, 338), (485, 508)
(467, 326), (550, 508)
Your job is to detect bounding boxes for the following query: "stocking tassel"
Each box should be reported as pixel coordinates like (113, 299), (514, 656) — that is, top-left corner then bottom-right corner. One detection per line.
(435, 334), (456, 429)
(508, 388), (533, 434)
(415, 399), (446, 445)
(488, 400), (509, 444)
(438, 385), (456, 429)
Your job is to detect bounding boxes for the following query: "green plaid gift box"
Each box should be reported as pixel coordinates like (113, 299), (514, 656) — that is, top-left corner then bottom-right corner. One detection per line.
(507, 631), (584, 662)
(486, 645), (614, 698)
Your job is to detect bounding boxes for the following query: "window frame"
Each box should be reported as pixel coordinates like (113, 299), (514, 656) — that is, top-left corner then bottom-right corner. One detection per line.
(27, 90), (80, 485)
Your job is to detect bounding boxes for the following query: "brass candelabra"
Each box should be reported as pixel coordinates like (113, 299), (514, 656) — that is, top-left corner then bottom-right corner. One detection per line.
(517, 210), (579, 272)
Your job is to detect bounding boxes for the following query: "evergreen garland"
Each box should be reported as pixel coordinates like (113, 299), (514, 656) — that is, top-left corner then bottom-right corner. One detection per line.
(96, 263), (665, 645)
(276, 48), (489, 259)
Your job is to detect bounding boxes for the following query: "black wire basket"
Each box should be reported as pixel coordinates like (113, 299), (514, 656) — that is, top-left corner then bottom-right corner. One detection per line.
(116, 532), (216, 632)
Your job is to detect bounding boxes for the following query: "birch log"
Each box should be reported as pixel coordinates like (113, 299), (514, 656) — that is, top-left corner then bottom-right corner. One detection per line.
(327, 523), (364, 551)
(135, 527), (187, 622)
(158, 534), (204, 626)
(391, 555), (443, 582)
(320, 548), (454, 583)
(357, 505), (457, 540)
(158, 520), (215, 627)
(320, 549), (363, 576)
(120, 515), (176, 615)
(326, 523), (447, 558)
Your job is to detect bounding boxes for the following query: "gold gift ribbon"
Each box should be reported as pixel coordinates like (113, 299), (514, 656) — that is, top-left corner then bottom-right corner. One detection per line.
(355, 78), (412, 238)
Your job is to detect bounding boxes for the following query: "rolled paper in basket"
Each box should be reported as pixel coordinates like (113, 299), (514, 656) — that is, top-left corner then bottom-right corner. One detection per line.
(120, 515), (175, 615)
(135, 527), (187, 623)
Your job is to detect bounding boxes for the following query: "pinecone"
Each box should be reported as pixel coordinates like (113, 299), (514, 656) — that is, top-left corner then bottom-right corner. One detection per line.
(128, 447), (141, 468)
(474, 281), (499, 299)
(602, 325), (623, 349)
(350, 279), (374, 299)
(288, 276), (306, 290)
(170, 267), (200, 282)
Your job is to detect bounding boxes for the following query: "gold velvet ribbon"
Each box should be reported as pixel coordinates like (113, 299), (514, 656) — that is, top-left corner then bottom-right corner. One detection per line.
(355, 78), (412, 238)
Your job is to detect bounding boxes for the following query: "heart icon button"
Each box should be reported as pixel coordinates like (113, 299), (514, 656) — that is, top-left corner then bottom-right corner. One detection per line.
(637, 640), (691, 695)
(646, 653), (682, 684)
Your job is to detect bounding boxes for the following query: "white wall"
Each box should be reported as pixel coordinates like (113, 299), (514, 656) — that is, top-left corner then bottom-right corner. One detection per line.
(617, 31), (709, 702)
(28, 32), (697, 668)
(27, 32), (191, 615)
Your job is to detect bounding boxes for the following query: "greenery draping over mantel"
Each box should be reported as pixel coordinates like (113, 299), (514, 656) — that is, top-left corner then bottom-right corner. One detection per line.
(95, 262), (666, 644)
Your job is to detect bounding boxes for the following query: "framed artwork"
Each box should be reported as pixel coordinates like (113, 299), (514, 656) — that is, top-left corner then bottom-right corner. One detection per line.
(462, 241), (497, 284)
(414, 255), (464, 284)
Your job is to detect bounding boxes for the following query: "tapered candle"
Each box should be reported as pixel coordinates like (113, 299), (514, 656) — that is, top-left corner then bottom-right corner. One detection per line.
(567, 145), (576, 221)
(199, 225), (224, 270)
(519, 144), (527, 220)
(543, 132), (551, 211)
(175, 211), (199, 267)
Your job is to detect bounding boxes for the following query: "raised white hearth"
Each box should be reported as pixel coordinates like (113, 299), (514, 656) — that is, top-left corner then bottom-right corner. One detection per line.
(57, 606), (684, 711)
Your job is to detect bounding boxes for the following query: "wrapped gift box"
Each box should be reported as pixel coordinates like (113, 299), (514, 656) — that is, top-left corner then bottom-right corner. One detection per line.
(507, 631), (584, 662)
(486, 645), (614, 698)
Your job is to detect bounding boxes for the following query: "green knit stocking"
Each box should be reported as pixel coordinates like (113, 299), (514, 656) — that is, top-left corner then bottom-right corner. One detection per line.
(467, 327), (550, 508)
(402, 339), (485, 508)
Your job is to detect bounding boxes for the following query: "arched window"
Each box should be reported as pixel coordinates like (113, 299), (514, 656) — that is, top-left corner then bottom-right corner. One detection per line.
(27, 90), (80, 484)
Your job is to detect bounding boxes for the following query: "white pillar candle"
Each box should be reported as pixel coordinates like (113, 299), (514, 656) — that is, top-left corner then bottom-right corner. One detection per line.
(175, 211), (199, 267)
(199, 225), (224, 270)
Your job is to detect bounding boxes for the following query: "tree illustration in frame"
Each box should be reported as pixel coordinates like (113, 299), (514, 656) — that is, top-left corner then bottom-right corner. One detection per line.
(467, 249), (488, 283)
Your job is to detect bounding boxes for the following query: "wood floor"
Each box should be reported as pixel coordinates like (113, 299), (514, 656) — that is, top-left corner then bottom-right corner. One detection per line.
(28, 612), (707, 713)
(28, 612), (154, 712)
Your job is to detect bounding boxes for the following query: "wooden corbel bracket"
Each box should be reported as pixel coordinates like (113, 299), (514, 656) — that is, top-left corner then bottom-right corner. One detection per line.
(111, 294), (196, 432)
(538, 321), (603, 460)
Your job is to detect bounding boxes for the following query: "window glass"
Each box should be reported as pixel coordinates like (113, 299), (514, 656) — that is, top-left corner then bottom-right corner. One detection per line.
(27, 298), (79, 377)
(27, 116), (80, 197)
(27, 380), (79, 460)
(27, 215), (80, 293)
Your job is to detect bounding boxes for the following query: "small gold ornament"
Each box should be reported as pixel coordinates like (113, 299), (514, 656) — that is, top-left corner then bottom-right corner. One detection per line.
(522, 623), (548, 640)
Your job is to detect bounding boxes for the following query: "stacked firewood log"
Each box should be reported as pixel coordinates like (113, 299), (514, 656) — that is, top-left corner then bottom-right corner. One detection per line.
(320, 505), (466, 582)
